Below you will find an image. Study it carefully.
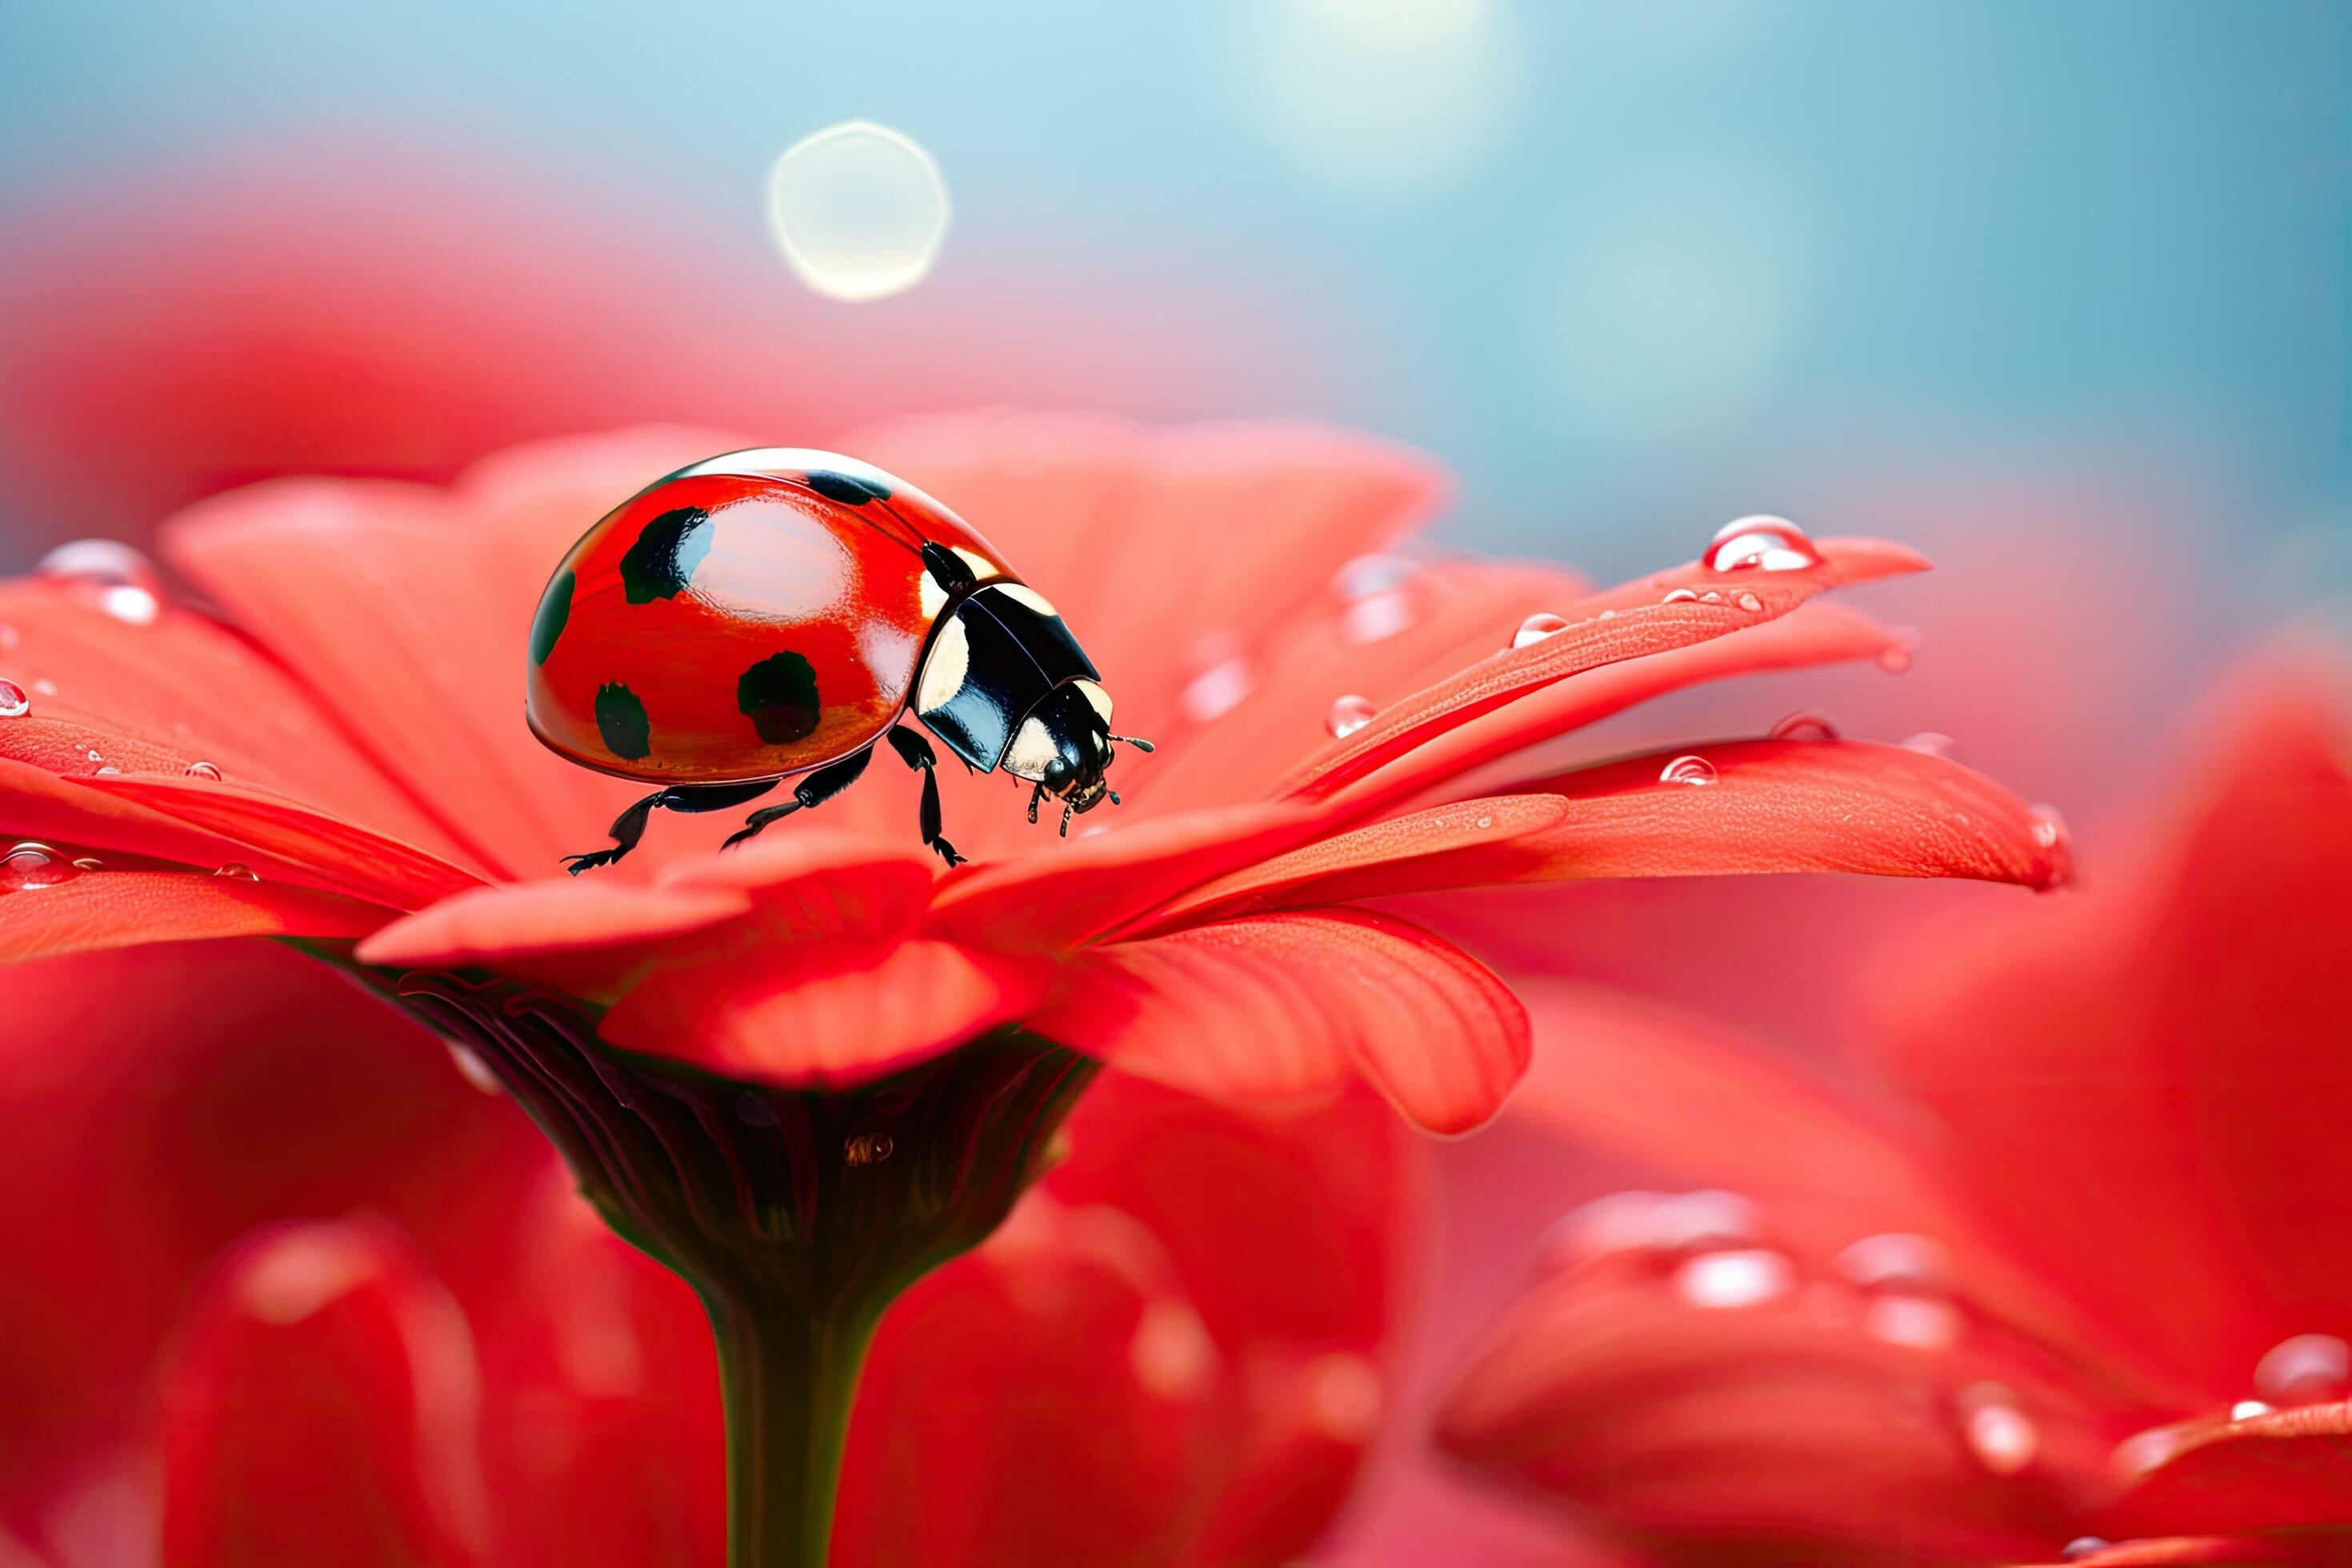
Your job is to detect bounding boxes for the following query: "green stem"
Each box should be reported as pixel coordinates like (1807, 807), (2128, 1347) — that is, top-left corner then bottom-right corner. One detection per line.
(708, 1290), (879, 1568)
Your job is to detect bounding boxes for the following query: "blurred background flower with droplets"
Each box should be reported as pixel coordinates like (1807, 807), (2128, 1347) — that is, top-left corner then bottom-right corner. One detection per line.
(1, 2), (2347, 1564)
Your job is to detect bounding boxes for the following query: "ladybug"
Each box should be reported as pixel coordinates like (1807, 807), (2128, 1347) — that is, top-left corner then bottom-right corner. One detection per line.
(525, 448), (1151, 873)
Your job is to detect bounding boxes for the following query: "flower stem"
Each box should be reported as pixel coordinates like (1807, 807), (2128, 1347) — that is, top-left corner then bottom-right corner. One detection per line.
(706, 1288), (880, 1568)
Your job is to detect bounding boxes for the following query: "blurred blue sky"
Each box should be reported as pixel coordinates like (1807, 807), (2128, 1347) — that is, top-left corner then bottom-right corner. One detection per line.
(1, 0), (2345, 599)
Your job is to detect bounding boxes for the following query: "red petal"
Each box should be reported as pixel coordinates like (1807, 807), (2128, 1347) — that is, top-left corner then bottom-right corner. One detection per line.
(925, 802), (1319, 950)
(0, 868), (390, 963)
(844, 414), (1447, 734)
(159, 1218), (490, 1568)
(1142, 794), (1570, 933)
(89, 773), (482, 908)
(599, 938), (1048, 1087)
(1436, 1242), (2112, 1565)
(354, 878), (750, 970)
(2046, 1536), (2352, 1566)
(1319, 598), (1911, 822)
(1239, 738), (2070, 909)
(0, 579), (474, 863)
(1033, 910), (1527, 1134)
(2108, 1403), (2352, 1537)
(657, 827), (936, 942)
(1274, 537), (1930, 801)
(158, 430), (749, 878)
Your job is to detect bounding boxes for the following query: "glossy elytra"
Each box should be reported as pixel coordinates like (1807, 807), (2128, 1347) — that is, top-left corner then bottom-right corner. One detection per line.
(526, 448), (1152, 872)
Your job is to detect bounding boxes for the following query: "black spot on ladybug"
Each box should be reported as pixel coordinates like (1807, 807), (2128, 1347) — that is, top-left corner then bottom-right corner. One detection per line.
(618, 506), (713, 603)
(530, 569), (574, 666)
(737, 650), (822, 745)
(594, 682), (652, 760)
(803, 470), (892, 506)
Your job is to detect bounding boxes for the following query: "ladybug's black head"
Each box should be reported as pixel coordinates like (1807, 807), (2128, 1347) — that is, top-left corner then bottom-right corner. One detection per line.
(1006, 679), (1117, 813)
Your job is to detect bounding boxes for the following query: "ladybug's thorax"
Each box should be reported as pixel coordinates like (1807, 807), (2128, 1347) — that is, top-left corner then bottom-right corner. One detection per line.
(1002, 679), (1116, 808)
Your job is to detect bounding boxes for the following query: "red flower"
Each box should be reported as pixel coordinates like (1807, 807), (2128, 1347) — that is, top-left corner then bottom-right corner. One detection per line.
(0, 413), (2065, 1131)
(1434, 658), (2352, 1567)
(0, 939), (1414, 1566)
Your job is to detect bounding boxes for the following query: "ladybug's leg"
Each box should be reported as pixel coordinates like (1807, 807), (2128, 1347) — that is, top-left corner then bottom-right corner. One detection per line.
(562, 780), (778, 874)
(722, 746), (873, 851)
(884, 726), (966, 868)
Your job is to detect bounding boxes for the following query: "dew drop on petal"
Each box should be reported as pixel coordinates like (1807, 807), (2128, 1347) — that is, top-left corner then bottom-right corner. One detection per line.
(1540, 1191), (1673, 1266)
(1130, 1298), (1216, 1399)
(1959, 1384), (2038, 1474)
(1655, 1190), (1764, 1250)
(1332, 553), (1419, 603)
(1834, 1233), (1947, 1291)
(1674, 1248), (1794, 1310)
(766, 121), (950, 302)
(214, 863), (258, 881)
(443, 1042), (502, 1096)
(1179, 654), (1255, 724)
(2254, 1332), (2350, 1405)
(1341, 590), (1418, 644)
(2063, 1540), (2111, 1562)
(1702, 514), (1822, 574)
(36, 538), (162, 592)
(1659, 753), (1718, 786)
(0, 678), (27, 718)
(100, 586), (159, 626)
(93, 766), (120, 777)
(1903, 731), (1960, 761)
(1700, 590), (1722, 603)
(1735, 591), (1763, 612)
(1769, 710), (1840, 742)
(1511, 611), (1568, 649)
(1325, 693), (1378, 738)
(2, 841), (81, 892)
(184, 760), (224, 781)
(70, 857), (102, 871)
(1864, 1294), (1962, 1351)
(2230, 1398), (2274, 1421)
(2030, 804), (2070, 852)
(1660, 587), (1699, 605)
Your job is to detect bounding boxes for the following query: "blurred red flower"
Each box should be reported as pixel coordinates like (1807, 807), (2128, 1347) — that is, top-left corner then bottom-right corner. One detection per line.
(1435, 658), (2352, 1567)
(0, 940), (1414, 1566)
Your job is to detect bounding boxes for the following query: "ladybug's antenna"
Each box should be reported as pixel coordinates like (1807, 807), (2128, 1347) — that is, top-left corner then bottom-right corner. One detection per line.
(1108, 733), (1155, 753)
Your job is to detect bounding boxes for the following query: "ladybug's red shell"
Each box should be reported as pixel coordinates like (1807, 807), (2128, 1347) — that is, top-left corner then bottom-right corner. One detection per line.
(526, 450), (1014, 783)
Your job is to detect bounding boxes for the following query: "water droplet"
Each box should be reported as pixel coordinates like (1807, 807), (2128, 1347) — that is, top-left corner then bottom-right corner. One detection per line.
(1306, 1352), (1384, 1442)
(1332, 553), (1418, 603)
(1700, 590), (1722, 603)
(1769, 710), (1840, 742)
(1702, 515), (1823, 574)
(443, 1042), (502, 1096)
(1341, 590), (1418, 644)
(2230, 1398), (2273, 1421)
(766, 122), (950, 302)
(1674, 1248), (1795, 1310)
(2254, 1332), (2350, 1405)
(2, 842), (81, 892)
(1474, 815), (1492, 830)
(36, 538), (161, 592)
(92, 766), (120, 777)
(1735, 591), (1763, 612)
(214, 863), (258, 881)
(1511, 611), (1569, 650)
(844, 1132), (894, 1167)
(1660, 587), (1699, 605)
(1130, 1298), (1216, 1398)
(70, 857), (102, 871)
(1596, 609), (1615, 619)
(1878, 626), (1922, 674)
(1654, 1190), (1763, 1250)
(0, 678), (26, 718)
(1178, 654), (1255, 724)
(1326, 694), (1378, 738)
(84, 749), (101, 762)
(1902, 731), (1960, 761)
(1658, 754), (1718, 786)
(1541, 1191), (1674, 1266)
(2063, 1539), (2110, 1562)
(2030, 805), (2070, 852)
(1958, 1383), (2038, 1474)
(1834, 1233), (1947, 1291)
(100, 586), (158, 626)
(1864, 1294), (1962, 1350)
(184, 760), (223, 781)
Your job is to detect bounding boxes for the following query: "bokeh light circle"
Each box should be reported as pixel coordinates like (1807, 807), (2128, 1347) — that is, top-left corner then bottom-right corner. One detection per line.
(766, 121), (951, 302)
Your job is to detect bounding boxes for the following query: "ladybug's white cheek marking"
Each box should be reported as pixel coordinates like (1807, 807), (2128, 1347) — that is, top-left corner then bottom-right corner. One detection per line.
(1074, 678), (1112, 724)
(919, 573), (949, 621)
(916, 615), (970, 717)
(951, 547), (1003, 584)
(1005, 715), (1058, 782)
